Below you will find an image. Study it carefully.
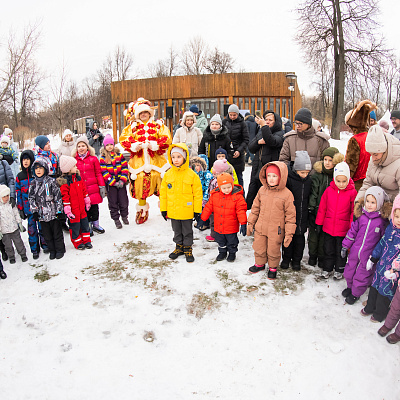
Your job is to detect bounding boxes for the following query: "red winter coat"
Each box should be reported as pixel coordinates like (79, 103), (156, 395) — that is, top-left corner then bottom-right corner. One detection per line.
(57, 173), (89, 223)
(73, 147), (105, 205)
(316, 179), (357, 237)
(201, 185), (247, 234)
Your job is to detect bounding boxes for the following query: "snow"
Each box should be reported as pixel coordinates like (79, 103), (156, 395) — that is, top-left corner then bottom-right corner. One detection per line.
(1, 136), (399, 400)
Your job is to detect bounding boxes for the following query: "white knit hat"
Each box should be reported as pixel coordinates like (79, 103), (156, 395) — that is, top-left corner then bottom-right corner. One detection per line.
(0, 136), (10, 146)
(334, 162), (350, 181)
(366, 125), (388, 153)
(0, 184), (10, 198)
(60, 155), (77, 173)
(63, 129), (73, 140)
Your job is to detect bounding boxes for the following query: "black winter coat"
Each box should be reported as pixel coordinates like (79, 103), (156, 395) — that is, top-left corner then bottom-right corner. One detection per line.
(198, 125), (233, 168)
(223, 114), (249, 173)
(0, 160), (15, 199)
(286, 166), (312, 235)
(248, 112), (284, 181)
(245, 115), (258, 142)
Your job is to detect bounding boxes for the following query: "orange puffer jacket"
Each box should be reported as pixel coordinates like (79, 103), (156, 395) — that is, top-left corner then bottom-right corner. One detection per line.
(201, 185), (247, 234)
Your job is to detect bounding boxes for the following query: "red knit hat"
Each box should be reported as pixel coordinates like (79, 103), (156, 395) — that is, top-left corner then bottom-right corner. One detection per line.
(266, 164), (281, 180)
(217, 173), (234, 187)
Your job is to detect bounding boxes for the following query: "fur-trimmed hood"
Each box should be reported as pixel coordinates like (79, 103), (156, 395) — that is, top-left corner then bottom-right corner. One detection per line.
(71, 145), (96, 158)
(313, 152), (344, 174)
(56, 170), (81, 187)
(354, 198), (392, 219)
(190, 156), (207, 172)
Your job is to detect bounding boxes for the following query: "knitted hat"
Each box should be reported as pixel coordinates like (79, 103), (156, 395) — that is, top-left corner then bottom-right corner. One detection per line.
(293, 150), (312, 171)
(391, 110), (400, 120)
(213, 159), (229, 175)
(266, 164), (281, 179)
(370, 110), (377, 121)
(364, 186), (389, 212)
(391, 193), (400, 221)
(217, 173), (234, 188)
(62, 129), (73, 140)
(0, 136), (10, 146)
(76, 135), (89, 148)
(294, 108), (312, 126)
(189, 105), (199, 114)
(170, 146), (187, 160)
(312, 119), (321, 131)
(345, 99), (376, 131)
(210, 114), (222, 126)
(366, 125), (388, 153)
(35, 135), (50, 150)
(60, 155), (77, 174)
(322, 147), (339, 159)
(3, 128), (12, 136)
(0, 184), (10, 198)
(228, 104), (240, 115)
(379, 120), (389, 131)
(215, 147), (227, 158)
(103, 134), (114, 147)
(333, 162), (350, 181)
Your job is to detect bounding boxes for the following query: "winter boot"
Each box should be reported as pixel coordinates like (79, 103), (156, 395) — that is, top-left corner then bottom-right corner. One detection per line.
(21, 256), (28, 262)
(114, 219), (123, 229)
(206, 236), (215, 242)
(85, 243), (93, 249)
(49, 252), (56, 260)
(267, 268), (277, 280)
(77, 244), (86, 250)
(249, 264), (266, 274)
(169, 244), (184, 260)
(280, 259), (290, 269)
(56, 252), (64, 259)
(292, 262), (301, 271)
(216, 252), (227, 261)
(319, 270), (332, 279)
(0, 270), (6, 279)
(184, 246), (195, 263)
(386, 333), (400, 344)
(33, 253), (39, 260)
(360, 307), (372, 317)
(378, 325), (391, 337)
(333, 271), (343, 280)
(43, 248), (50, 254)
(122, 216), (129, 225)
(227, 253), (236, 262)
(1, 249), (8, 261)
(92, 220), (105, 234)
(135, 203), (149, 224)
(308, 255), (317, 266)
(345, 294), (359, 305)
(342, 287), (352, 298)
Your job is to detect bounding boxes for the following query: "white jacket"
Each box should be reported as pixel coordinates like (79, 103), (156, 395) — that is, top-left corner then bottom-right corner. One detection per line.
(0, 201), (21, 234)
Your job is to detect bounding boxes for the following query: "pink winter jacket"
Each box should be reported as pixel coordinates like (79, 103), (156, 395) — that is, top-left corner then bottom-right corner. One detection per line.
(316, 178), (357, 237)
(73, 147), (105, 205)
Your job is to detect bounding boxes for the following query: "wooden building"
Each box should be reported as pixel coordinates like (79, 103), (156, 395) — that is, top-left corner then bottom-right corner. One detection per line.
(111, 72), (301, 140)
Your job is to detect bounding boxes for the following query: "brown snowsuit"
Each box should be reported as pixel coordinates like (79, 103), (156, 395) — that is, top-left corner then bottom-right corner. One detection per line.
(247, 161), (297, 268)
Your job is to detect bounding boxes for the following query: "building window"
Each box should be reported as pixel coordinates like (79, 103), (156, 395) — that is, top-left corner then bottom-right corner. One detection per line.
(270, 98), (275, 113)
(251, 98), (255, 114)
(276, 98), (281, 115)
(282, 99), (287, 118)
(257, 98), (262, 114)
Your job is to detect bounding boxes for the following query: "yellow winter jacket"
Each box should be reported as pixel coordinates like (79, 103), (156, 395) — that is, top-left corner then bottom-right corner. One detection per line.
(160, 143), (203, 220)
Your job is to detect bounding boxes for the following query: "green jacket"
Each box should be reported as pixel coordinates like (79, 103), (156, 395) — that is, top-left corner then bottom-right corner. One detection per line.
(195, 112), (208, 134)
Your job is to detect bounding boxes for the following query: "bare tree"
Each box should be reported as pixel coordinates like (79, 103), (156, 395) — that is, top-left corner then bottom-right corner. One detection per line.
(204, 47), (235, 74)
(296, 0), (387, 138)
(181, 36), (208, 75)
(98, 45), (134, 84)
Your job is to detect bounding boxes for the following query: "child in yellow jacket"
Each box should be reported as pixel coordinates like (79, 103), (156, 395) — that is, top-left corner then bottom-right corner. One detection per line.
(160, 143), (203, 262)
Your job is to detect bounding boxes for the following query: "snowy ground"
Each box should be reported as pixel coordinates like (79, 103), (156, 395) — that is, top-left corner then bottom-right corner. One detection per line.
(1, 136), (399, 399)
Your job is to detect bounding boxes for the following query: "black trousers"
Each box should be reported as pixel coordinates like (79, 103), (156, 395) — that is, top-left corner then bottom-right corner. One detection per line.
(364, 287), (391, 322)
(323, 233), (345, 273)
(171, 219), (193, 246)
(41, 219), (66, 254)
(282, 233), (306, 263)
(86, 204), (99, 222)
(107, 185), (129, 220)
(246, 178), (262, 210)
(214, 232), (239, 254)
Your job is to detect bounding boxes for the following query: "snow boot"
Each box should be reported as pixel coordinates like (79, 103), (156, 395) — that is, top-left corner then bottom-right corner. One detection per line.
(216, 252), (227, 261)
(308, 255), (317, 266)
(386, 333), (400, 344)
(56, 253), (64, 259)
(378, 325), (391, 337)
(249, 264), (265, 274)
(114, 219), (123, 229)
(77, 244), (86, 250)
(184, 246), (194, 263)
(92, 220), (105, 234)
(33, 253), (39, 260)
(1, 250), (8, 261)
(342, 287), (351, 298)
(360, 307), (372, 317)
(9, 258), (16, 264)
(206, 236), (215, 242)
(0, 270), (6, 279)
(43, 248), (50, 254)
(169, 244), (184, 260)
(292, 262), (301, 271)
(333, 271), (343, 280)
(227, 253), (236, 262)
(280, 260), (290, 269)
(319, 270), (332, 279)
(345, 294), (359, 305)
(122, 216), (129, 225)
(21, 256), (28, 262)
(268, 268), (277, 280)
(49, 252), (56, 260)
(85, 243), (93, 249)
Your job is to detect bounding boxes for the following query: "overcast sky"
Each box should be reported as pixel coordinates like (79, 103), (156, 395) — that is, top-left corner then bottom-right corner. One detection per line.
(1, 0), (399, 99)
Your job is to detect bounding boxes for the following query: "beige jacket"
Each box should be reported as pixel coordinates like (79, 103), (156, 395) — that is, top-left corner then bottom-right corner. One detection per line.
(173, 112), (203, 156)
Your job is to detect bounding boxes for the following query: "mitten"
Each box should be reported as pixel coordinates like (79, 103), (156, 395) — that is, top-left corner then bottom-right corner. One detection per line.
(246, 224), (254, 236)
(57, 213), (66, 221)
(10, 197), (16, 208)
(366, 259), (374, 271)
(284, 236), (292, 248)
(341, 247), (348, 258)
(99, 186), (106, 198)
(115, 181), (124, 189)
(32, 212), (39, 221)
(161, 211), (168, 221)
(240, 224), (247, 236)
(193, 212), (201, 222)
(384, 270), (397, 280)
(197, 218), (206, 229)
(19, 209), (26, 220)
(84, 196), (91, 211)
(64, 205), (75, 220)
(315, 225), (322, 235)
(18, 223), (26, 233)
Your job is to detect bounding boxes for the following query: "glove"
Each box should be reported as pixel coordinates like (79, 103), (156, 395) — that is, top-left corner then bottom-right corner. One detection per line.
(316, 225), (322, 235)
(18, 223), (26, 233)
(32, 212), (39, 221)
(19, 209), (26, 220)
(99, 186), (107, 198)
(341, 247), (348, 259)
(10, 197), (16, 208)
(246, 224), (254, 236)
(284, 236), (292, 248)
(57, 213), (66, 221)
(366, 259), (374, 271)
(197, 218), (206, 229)
(84, 196), (91, 211)
(384, 270), (397, 280)
(161, 211), (168, 221)
(64, 205), (75, 220)
(240, 224), (247, 236)
(193, 212), (201, 222)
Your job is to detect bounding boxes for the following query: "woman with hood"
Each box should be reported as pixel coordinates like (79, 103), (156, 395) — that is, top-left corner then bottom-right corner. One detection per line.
(173, 111), (203, 156)
(86, 122), (104, 157)
(246, 110), (285, 209)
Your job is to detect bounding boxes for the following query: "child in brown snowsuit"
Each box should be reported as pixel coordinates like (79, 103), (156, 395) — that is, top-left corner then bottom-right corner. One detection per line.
(247, 161), (296, 279)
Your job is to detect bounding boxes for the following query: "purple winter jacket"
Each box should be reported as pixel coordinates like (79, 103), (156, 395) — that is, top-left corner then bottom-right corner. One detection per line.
(342, 210), (388, 296)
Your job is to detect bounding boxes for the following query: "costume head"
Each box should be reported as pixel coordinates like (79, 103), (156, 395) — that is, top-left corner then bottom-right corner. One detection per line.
(345, 99), (376, 133)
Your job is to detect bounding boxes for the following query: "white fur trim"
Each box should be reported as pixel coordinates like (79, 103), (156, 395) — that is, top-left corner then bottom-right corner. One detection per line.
(148, 140), (159, 151)
(130, 142), (142, 153)
(135, 103), (155, 119)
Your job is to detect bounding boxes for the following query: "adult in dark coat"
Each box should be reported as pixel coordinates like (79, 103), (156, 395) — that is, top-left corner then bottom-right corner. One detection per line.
(223, 104), (249, 188)
(245, 110), (284, 209)
(86, 122), (104, 156)
(198, 114), (233, 169)
(245, 113), (257, 163)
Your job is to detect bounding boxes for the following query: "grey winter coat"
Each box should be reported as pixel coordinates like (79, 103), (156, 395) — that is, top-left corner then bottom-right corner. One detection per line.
(0, 160), (15, 200)
(28, 158), (63, 222)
